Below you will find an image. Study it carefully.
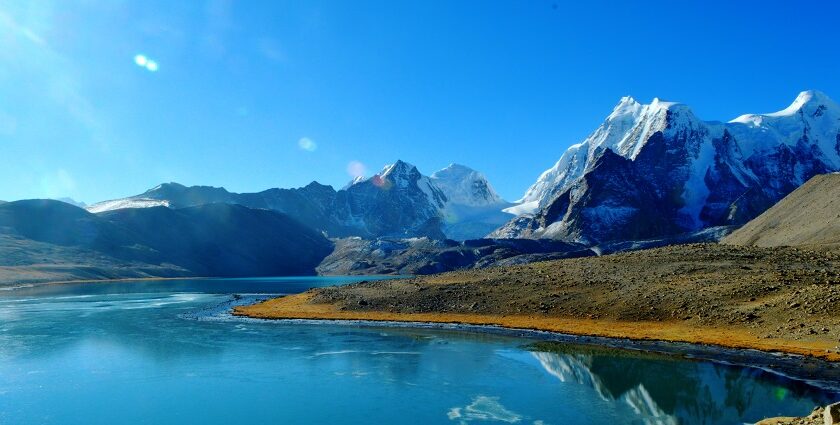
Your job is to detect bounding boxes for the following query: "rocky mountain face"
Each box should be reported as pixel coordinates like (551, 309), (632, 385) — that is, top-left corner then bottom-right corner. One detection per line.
(316, 237), (593, 275)
(333, 160), (449, 239)
(88, 161), (513, 240)
(492, 90), (840, 244)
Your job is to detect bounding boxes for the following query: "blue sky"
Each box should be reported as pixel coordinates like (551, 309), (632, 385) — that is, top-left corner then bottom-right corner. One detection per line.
(1, 0), (839, 203)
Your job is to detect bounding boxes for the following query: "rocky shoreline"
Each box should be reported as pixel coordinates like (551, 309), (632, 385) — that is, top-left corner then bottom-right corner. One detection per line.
(757, 402), (840, 424)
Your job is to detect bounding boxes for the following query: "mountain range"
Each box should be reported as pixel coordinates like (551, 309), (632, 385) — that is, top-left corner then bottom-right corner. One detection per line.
(3, 90), (838, 285)
(87, 161), (514, 241)
(491, 90), (840, 244)
(85, 90), (840, 247)
(0, 200), (333, 284)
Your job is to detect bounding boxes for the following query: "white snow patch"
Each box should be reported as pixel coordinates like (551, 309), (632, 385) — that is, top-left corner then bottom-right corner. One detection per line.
(86, 198), (170, 213)
(679, 136), (716, 228)
(503, 200), (539, 216)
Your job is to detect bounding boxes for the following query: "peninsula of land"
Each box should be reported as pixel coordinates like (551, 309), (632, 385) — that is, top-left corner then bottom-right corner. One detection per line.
(236, 244), (840, 361)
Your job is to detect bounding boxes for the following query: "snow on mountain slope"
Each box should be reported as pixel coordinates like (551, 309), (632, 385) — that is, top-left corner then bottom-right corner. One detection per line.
(517, 97), (697, 213)
(430, 164), (504, 207)
(341, 175), (366, 190)
(87, 198), (169, 213)
(425, 164), (513, 239)
(86, 183), (234, 213)
(727, 90), (840, 167)
(494, 90), (840, 244)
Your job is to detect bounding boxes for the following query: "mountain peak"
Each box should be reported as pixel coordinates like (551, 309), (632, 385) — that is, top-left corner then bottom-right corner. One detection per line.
(731, 90), (838, 124)
(304, 181), (333, 191)
(380, 160), (418, 179)
(444, 163), (474, 171)
(649, 97), (682, 110)
(391, 159), (414, 168)
(772, 89), (838, 116)
(431, 163), (476, 179)
(608, 96), (643, 120)
(430, 163), (504, 206)
(794, 89), (833, 104)
(607, 95), (688, 121)
(146, 182), (186, 193)
(342, 175), (366, 190)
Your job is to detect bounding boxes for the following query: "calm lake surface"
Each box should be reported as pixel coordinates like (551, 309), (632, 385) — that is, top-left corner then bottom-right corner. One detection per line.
(0, 276), (836, 424)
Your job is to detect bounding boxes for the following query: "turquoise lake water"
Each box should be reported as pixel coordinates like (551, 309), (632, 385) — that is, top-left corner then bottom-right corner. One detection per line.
(0, 276), (836, 424)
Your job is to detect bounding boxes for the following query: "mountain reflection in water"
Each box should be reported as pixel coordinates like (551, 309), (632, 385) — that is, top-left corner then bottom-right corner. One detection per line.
(531, 349), (831, 425)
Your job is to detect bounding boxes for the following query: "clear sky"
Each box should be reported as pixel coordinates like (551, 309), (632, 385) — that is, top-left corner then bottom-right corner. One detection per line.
(2, 0), (839, 203)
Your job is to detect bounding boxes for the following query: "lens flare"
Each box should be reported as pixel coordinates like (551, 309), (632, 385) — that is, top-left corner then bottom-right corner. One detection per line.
(134, 54), (159, 72)
(346, 161), (366, 178)
(371, 175), (392, 190)
(298, 137), (317, 152)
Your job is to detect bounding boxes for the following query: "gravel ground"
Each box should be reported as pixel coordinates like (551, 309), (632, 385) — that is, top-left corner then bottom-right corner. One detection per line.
(308, 243), (840, 351)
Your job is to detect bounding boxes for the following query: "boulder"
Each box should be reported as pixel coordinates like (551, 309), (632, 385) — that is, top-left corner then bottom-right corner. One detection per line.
(826, 402), (840, 425)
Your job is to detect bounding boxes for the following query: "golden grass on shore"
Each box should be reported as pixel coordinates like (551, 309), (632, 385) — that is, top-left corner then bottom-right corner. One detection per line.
(234, 292), (840, 362)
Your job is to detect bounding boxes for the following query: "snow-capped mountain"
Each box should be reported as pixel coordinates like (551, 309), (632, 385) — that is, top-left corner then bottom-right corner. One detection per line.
(426, 164), (514, 239)
(492, 90), (840, 244)
(87, 161), (512, 240)
(430, 164), (504, 207)
(514, 97), (689, 214)
(335, 160), (449, 239)
(337, 160), (513, 239)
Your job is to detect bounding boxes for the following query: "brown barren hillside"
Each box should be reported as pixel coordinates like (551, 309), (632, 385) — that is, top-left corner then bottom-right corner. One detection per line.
(723, 173), (840, 248)
(237, 243), (840, 361)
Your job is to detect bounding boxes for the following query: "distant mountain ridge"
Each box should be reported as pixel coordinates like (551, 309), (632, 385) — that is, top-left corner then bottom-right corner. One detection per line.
(491, 90), (840, 244)
(88, 161), (513, 240)
(89, 181), (353, 237)
(0, 199), (333, 281)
